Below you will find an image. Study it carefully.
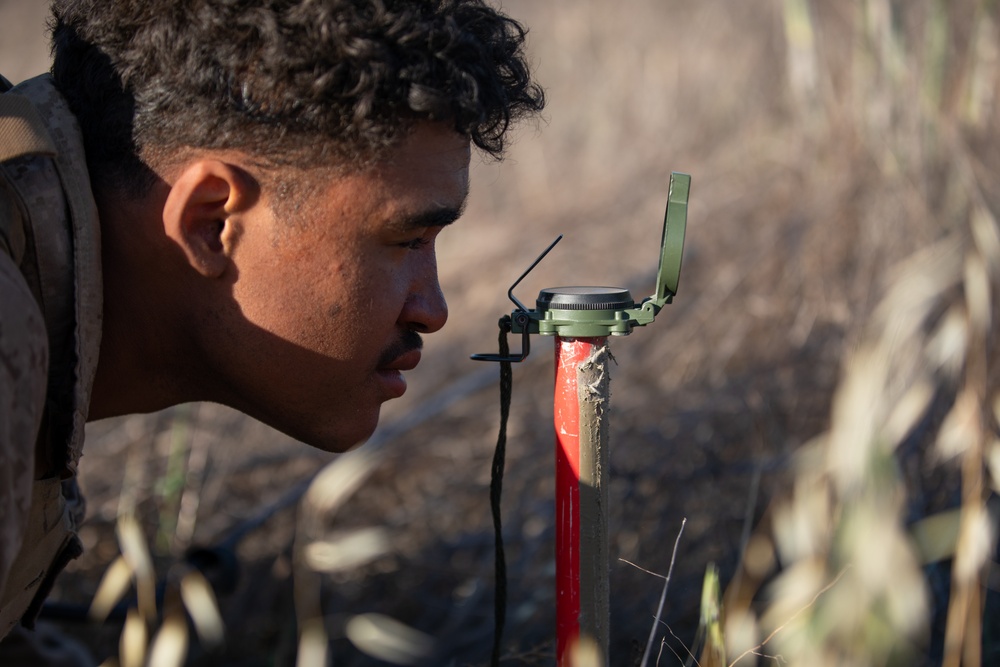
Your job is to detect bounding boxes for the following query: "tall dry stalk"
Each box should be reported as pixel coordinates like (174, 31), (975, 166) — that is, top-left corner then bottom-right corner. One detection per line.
(722, 1), (1000, 665)
(90, 513), (225, 667)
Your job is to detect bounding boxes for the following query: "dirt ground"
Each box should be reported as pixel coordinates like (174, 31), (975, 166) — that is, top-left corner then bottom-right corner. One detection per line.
(1, 1), (991, 665)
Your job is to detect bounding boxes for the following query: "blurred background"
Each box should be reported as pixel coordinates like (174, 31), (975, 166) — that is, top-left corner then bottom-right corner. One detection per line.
(2, 0), (999, 665)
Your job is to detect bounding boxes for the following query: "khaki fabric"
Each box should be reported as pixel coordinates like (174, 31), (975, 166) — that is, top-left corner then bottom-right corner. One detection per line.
(0, 94), (56, 163)
(0, 74), (101, 640)
(0, 481), (83, 636)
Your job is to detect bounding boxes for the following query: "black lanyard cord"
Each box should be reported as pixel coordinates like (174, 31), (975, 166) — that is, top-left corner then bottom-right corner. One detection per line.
(490, 316), (513, 666)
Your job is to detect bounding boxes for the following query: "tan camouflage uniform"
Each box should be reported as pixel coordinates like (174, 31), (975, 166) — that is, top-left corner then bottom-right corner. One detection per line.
(0, 73), (102, 640)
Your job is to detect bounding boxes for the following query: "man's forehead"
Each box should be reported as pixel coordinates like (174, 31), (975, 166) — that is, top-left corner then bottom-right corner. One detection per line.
(380, 124), (471, 172)
(370, 125), (471, 200)
(300, 126), (470, 226)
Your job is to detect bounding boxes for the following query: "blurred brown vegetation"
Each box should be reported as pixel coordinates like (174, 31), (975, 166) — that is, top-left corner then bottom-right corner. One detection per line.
(3, 0), (1000, 665)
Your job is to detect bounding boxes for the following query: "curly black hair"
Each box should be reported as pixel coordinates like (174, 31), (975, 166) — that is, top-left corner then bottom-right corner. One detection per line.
(49, 0), (544, 193)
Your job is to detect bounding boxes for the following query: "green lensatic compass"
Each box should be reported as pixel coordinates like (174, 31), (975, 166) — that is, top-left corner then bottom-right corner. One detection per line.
(472, 171), (691, 362)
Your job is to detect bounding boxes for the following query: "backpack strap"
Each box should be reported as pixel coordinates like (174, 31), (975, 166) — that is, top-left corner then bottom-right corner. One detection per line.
(10, 74), (102, 473)
(0, 92), (57, 163)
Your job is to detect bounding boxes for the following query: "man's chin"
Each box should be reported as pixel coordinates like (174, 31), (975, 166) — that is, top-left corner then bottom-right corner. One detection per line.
(293, 411), (382, 453)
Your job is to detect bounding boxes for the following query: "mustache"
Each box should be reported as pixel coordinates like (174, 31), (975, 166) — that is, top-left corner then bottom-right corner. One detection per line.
(376, 330), (423, 367)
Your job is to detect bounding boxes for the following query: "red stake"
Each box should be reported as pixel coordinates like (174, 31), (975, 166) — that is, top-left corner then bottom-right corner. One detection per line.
(554, 335), (610, 666)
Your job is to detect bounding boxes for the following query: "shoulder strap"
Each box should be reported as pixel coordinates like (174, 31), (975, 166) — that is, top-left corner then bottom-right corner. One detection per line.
(9, 75), (103, 473)
(0, 92), (57, 162)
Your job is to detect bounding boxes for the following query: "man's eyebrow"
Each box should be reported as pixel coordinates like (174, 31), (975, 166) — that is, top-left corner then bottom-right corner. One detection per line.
(388, 202), (467, 231)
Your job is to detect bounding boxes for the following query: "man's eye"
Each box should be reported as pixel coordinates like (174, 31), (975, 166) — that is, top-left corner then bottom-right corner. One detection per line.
(401, 237), (431, 250)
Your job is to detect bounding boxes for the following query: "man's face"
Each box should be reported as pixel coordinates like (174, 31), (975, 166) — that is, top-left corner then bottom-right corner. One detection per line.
(210, 123), (470, 451)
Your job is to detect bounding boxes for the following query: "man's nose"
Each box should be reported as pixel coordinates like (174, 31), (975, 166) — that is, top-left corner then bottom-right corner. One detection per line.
(401, 266), (448, 334)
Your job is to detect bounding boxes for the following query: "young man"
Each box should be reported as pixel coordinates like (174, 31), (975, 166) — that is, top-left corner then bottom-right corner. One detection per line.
(0, 0), (544, 646)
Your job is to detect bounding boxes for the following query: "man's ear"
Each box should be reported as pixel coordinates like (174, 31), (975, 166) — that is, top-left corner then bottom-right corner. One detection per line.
(162, 160), (259, 278)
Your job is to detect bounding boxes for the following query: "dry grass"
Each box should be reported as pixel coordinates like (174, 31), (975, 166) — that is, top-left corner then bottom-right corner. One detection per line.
(2, 0), (999, 665)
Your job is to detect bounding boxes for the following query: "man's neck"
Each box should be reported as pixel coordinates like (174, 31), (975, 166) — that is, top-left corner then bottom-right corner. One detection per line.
(87, 190), (192, 421)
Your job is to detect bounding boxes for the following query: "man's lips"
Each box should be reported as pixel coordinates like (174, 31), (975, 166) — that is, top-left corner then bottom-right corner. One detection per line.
(376, 330), (424, 371)
(375, 333), (424, 398)
(379, 348), (422, 372)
